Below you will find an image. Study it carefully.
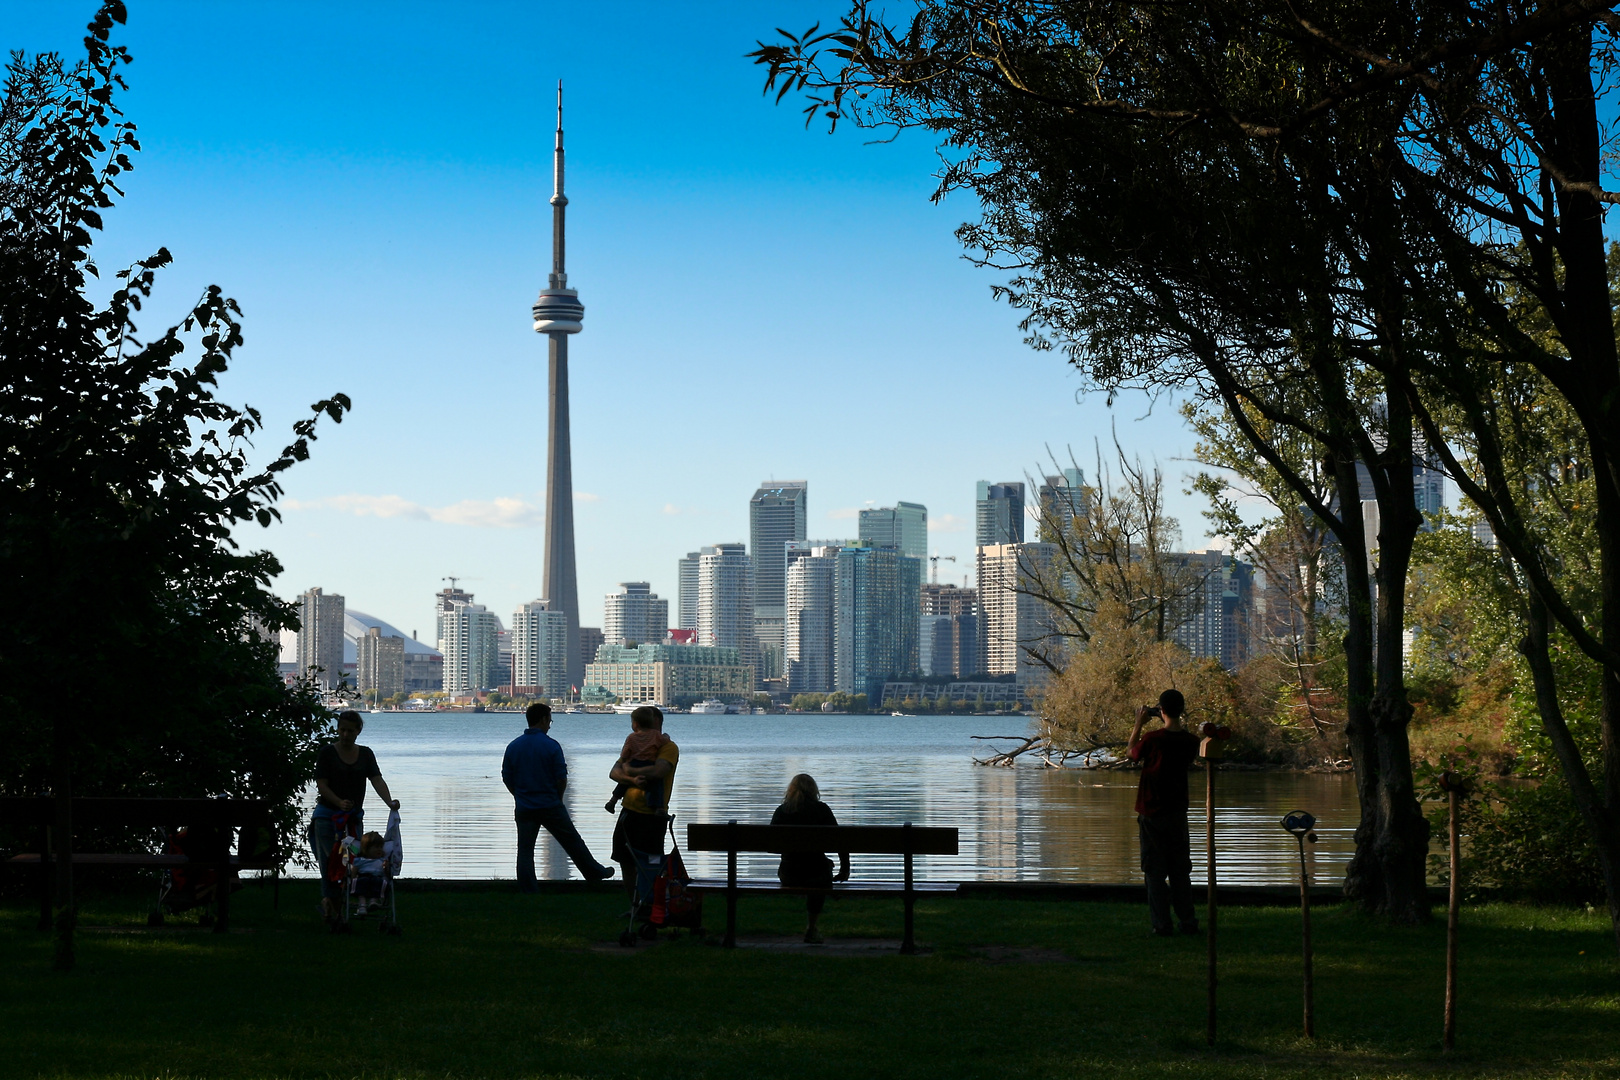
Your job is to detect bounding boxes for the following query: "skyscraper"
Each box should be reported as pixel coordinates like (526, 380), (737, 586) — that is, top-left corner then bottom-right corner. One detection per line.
(677, 551), (702, 630)
(1037, 468), (1087, 542)
(858, 502), (928, 562)
(920, 583), (978, 678)
(698, 543), (757, 684)
(785, 546), (837, 693)
(532, 83), (587, 692)
(511, 599), (569, 698)
(434, 584), (472, 651)
(750, 481), (807, 681)
(603, 582), (670, 646)
(441, 600), (500, 693)
(976, 481), (1026, 546)
(831, 543), (922, 700)
(976, 542), (1059, 685)
(297, 586), (346, 691)
(356, 627), (405, 700)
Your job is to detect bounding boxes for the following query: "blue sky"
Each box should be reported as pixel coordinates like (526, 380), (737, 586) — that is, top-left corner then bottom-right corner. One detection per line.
(8, 1), (1214, 638)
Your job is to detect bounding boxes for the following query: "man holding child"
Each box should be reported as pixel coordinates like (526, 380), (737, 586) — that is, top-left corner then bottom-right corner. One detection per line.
(608, 705), (678, 906)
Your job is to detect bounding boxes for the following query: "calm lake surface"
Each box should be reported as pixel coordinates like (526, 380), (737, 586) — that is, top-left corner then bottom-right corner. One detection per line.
(300, 712), (1361, 885)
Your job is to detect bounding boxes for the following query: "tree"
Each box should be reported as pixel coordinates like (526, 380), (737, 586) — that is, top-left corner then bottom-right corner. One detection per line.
(0, 4), (348, 965)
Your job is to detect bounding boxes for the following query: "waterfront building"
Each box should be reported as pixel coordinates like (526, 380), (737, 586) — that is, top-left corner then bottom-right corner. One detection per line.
(858, 502), (928, 562)
(578, 626), (604, 680)
(832, 542), (922, 701)
(297, 587), (346, 691)
(583, 643), (755, 707)
(1037, 468), (1088, 542)
(976, 481), (1026, 546)
(346, 611), (442, 692)
(441, 600), (500, 693)
(921, 583), (977, 617)
(698, 542), (757, 684)
(434, 585), (473, 652)
(533, 84), (588, 691)
(750, 482), (808, 684)
(879, 678), (1026, 708)
(976, 542), (1060, 685)
(1166, 550), (1256, 671)
(603, 582), (669, 646)
(919, 583), (979, 678)
(784, 546), (837, 693)
(356, 627), (405, 699)
(511, 599), (569, 699)
(677, 551), (702, 630)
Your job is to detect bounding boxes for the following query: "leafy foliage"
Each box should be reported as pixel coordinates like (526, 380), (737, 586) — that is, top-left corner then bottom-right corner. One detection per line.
(0, 4), (347, 862)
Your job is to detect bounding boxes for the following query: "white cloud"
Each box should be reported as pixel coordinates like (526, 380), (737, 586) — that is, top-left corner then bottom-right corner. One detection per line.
(662, 503), (681, 516)
(827, 507), (860, 520)
(283, 493), (543, 529)
(932, 513), (968, 534)
(574, 492), (601, 503)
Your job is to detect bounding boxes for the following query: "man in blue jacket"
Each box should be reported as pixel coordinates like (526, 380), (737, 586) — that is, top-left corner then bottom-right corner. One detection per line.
(502, 702), (614, 889)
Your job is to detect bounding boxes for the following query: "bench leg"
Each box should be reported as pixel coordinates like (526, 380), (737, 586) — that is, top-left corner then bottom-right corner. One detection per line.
(37, 855), (52, 932)
(724, 848), (738, 948)
(214, 866), (231, 933)
(901, 892), (915, 955)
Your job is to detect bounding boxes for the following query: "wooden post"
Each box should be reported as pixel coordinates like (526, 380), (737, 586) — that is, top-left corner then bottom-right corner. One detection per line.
(1443, 775), (1463, 1050)
(1205, 753), (1217, 1046)
(901, 822), (916, 956)
(723, 820), (738, 948)
(1298, 836), (1314, 1039)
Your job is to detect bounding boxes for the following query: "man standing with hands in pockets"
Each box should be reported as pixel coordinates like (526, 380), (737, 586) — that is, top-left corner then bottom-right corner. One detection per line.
(502, 702), (615, 889)
(1129, 688), (1201, 937)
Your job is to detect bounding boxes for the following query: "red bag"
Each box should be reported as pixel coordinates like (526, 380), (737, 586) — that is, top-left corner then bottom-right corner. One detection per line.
(649, 834), (703, 930)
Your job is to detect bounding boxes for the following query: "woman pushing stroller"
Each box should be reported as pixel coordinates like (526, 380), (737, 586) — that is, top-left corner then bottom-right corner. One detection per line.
(309, 710), (400, 926)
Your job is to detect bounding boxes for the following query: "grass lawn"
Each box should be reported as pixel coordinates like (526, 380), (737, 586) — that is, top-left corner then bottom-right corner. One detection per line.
(1, 880), (1615, 1079)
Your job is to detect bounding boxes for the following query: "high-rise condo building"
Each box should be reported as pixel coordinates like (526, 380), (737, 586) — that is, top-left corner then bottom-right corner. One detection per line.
(1166, 551), (1256, 671)
(578, 626), (604, 679)
(677, 551), (702, 630)
(603, 582), (669, 646)
(976, 542), (1059, 685)
(832, 543), (922, 701)
(1037, 468), (1088, 542)
(434, 585), (473, 651)
(858, 502), (928, 562)
(511, 599), (570, 698)
(750, 482), (807, 682)
(533, 84), (588, 692)
(976, 481), (1027, 546)
(784, 546), (837, 693)
(356, 627), (405, 699)
(442, 600), (500, 693)
(297, 587), (346, 691)
(698, 543), (757, 684)
(920, 583), (979, 678)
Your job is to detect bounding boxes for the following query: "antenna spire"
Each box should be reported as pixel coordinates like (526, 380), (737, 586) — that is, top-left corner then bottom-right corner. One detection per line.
(549, 80), (567, 288)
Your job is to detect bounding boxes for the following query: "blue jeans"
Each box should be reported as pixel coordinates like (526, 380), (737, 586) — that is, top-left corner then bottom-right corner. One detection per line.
(308, 811), (361, 902)
(515, 805), (609, 890)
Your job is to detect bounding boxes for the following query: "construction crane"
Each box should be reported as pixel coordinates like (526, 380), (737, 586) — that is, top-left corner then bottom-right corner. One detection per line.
(928, 554), (957, 585)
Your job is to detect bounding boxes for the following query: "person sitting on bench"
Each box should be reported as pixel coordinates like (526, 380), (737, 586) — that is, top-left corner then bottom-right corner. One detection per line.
(770, 774), (850, 944)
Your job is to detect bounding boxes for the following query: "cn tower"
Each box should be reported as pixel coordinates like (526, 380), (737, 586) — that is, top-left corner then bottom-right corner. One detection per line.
(533, 82), (586, 693)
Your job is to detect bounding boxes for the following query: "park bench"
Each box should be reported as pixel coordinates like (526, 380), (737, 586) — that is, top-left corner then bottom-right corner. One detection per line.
(0, 797), (280, 933)
(685, 821), (959, 954)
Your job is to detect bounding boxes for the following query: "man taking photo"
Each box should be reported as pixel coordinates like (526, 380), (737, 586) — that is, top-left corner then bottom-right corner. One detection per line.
(1128, 688), (1201, 937)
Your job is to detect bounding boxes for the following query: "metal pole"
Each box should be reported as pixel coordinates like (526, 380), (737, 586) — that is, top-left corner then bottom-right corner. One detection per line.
(1206, 758), (1217, 1046)
(1444, 784), (1460, 1050)
(1298, 835), (1314, 1039)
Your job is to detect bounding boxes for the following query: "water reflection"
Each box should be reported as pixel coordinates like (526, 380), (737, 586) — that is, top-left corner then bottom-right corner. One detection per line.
(300, 713), (1360, 884)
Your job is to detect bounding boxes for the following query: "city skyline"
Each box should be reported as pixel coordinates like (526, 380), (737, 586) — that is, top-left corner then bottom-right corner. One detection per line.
(4, 3), (1265, 641)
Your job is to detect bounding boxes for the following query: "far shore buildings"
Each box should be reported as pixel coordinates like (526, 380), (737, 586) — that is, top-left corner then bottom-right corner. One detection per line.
(441, 597), (500, 694)
(297, 587), (347, 691)
(603, 582), (669, 647)
(511, 599), (569, 698)
(583, 643), (754, 707)
(976, 542), (1060, 686)
(356, 626), (405, 699)
(698, 542), (758, 684)
(750, 482), (808, 681)
(783, 540), (921, 700)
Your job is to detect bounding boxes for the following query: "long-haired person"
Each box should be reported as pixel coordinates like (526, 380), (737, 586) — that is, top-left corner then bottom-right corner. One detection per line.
(770, 773), (849, 944)
(310, 710), (399, 925)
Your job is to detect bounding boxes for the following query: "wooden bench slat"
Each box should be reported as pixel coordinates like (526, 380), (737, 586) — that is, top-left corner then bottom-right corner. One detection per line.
(0, 797), (271, 827)
(8, 853), (276, 869)
(686, 823), (958, 855)
(687, 877), (958, 895)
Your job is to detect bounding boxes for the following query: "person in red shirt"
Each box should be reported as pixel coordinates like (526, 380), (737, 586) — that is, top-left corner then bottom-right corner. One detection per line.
(1128, 689), (1201, 937)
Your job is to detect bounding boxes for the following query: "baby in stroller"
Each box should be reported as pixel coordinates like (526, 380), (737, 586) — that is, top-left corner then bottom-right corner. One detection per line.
(342, 807), (403, 932)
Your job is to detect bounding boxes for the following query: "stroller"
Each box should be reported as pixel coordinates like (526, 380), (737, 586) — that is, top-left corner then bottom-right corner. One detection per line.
(346, 806), (403, 934)
(149, 823), (237, 927)
(618, 815), (702, 947)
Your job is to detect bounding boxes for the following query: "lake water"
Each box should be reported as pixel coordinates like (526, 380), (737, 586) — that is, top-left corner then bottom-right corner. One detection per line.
(301, 713), (1361, 884)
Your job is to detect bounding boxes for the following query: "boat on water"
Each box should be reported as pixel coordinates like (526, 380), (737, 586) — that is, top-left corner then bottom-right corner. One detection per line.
(611, 701), (661, 714)
(689, 699), (728, 715)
